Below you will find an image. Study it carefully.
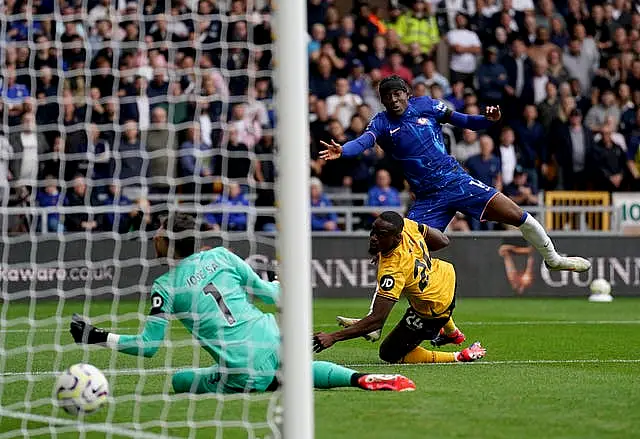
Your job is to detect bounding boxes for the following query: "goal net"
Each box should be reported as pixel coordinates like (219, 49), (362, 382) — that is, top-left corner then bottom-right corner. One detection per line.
(0, 0), (291, 437)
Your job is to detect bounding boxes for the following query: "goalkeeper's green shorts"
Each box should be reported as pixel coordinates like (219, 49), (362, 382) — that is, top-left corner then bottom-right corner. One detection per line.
(171, 348), (280, 394)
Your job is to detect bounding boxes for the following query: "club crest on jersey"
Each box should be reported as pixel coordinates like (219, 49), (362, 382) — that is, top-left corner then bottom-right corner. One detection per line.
(417, 117), (429, 125)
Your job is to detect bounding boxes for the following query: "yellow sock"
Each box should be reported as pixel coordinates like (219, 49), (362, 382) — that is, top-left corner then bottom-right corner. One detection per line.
(401, 346), (456, 363)
(442, 318), (457, 335)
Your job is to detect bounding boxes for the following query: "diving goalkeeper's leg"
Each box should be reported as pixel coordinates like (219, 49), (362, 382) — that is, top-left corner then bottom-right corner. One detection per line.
(172, 367), (222, 394)
(312, 361), (415, 392)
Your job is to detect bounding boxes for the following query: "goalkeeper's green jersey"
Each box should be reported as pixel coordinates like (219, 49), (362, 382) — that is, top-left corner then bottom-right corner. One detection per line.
(115, 247), (281, 372)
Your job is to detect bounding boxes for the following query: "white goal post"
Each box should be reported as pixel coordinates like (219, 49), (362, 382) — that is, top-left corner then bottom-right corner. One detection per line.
(275, 0), (315, 437)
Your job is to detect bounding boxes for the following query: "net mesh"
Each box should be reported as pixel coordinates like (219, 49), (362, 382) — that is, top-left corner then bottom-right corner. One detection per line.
(0, 0), (280, 437)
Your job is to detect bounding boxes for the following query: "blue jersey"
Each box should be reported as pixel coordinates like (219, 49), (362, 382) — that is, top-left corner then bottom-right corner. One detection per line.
(341, 96), (497, 230)
(345, 96), (467, 196)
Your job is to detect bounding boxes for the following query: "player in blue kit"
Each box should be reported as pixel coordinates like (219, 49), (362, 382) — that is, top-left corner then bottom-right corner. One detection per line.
(69, 213), (416, 393)
(320, 75), (590, 273)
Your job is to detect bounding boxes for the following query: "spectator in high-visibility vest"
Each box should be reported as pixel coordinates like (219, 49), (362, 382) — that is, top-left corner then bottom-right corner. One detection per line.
(394, 1), (440, 55)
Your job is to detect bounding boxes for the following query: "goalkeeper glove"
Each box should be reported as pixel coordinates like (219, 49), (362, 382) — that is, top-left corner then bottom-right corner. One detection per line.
(70, 313), (109, 345)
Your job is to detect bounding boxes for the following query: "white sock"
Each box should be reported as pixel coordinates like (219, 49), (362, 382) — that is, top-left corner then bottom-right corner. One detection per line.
(518, 213), (561, 265)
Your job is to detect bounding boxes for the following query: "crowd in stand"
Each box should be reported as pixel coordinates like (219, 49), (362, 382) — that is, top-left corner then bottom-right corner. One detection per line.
(0, 0), (639, 233)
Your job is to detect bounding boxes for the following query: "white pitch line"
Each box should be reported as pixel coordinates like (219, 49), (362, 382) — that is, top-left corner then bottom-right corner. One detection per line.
(0, 408), (174, 439)
(1, 359), (639, 377)
(3, 320), (640, 333)
(346, 359), (640, 367)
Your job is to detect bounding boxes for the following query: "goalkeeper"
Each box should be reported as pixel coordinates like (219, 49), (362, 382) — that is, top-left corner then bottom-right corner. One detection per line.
(70, 213), (415, 393)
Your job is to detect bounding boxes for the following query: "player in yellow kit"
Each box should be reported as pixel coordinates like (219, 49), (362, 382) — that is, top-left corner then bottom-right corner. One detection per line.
(313, 211), (486, 364)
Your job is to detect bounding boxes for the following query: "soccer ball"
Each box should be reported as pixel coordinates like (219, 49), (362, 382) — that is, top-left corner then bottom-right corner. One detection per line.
(590, 278), (612, 296)
(55, 363), (109, 415)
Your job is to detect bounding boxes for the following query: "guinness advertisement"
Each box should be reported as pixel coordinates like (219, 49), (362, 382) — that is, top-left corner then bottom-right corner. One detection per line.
(1, 235), (639, 299)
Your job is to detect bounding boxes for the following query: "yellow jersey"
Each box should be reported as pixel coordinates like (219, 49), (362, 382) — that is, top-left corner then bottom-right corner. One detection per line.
(375, 218), (456, 318)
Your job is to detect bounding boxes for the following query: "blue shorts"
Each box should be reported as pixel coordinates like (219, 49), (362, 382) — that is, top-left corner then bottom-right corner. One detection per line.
(407, 175), (499, 231)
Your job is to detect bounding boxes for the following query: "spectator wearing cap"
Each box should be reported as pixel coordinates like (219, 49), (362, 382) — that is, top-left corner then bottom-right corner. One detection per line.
(446, 13), (482, 88)
(349, 59), (369, 97)
(504, 166), (538, 207)
(394, 0), (439, 55)
(380, 50), (413, 84)
(588, 123), (628, 191)
(327, 78), (363, 130)
(412, 59), (451, 96)
(585, 89), (621, 134)
(476, 46), (508, 107)
(310, 177), (338, 232)
(554, 108), (594, 190)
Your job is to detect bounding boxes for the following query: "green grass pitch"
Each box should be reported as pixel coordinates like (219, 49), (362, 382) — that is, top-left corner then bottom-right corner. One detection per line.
(1, 297), (639, 439)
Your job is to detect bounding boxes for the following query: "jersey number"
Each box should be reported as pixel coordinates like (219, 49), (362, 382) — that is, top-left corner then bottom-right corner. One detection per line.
(469, 179), (491, 191)
(203, 283), (237, 325)
(413, 242), (432, 291)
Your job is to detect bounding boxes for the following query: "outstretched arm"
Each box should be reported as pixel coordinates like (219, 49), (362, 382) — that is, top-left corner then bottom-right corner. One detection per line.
(319, 132), (376, 160)
(313, 295), (395, 352)
(70, 312), (169, 358)
(440, 105), (501, 131)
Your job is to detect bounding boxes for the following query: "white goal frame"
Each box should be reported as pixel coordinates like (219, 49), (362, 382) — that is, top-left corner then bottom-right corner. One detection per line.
(275, 1), (314, 439)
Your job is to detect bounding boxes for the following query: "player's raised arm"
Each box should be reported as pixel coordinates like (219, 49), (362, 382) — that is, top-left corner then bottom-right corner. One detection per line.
(313, 295), (396, 352)
(225, 249), (281, 305)
(432, 97), (501, 131)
